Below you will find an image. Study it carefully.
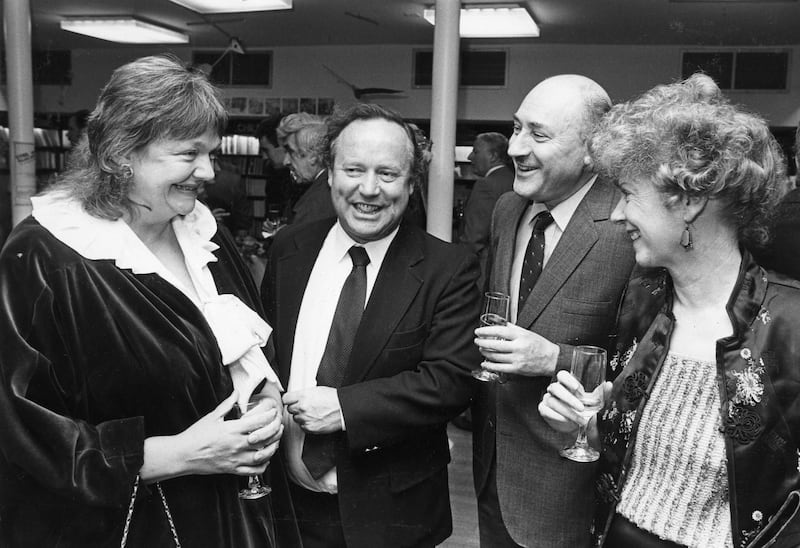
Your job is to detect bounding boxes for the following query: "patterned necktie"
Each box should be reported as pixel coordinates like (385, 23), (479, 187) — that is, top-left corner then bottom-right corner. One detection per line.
(302, 245), (370, 479)
(518, 210), (554, 312)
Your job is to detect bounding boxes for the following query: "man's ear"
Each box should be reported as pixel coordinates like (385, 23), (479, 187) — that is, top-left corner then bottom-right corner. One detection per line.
(327, 168), (333, 188)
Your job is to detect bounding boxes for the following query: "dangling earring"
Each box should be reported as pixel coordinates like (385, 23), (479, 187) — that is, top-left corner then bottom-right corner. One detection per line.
(680, 222), (693, 251)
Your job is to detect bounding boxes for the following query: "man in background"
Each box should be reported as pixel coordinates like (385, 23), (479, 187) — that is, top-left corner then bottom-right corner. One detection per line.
(277, 112), (335, 224)
(752, 120), (800, 279)
(262, 103), (480, 547)
(472, 74), (636, 547)
(461, 132), (515, 290)
(256, 113), (294, 214)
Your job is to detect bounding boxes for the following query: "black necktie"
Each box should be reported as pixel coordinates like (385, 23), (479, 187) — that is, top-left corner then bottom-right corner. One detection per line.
(302, 245), (370, 479)
(518, 210), (554, 312)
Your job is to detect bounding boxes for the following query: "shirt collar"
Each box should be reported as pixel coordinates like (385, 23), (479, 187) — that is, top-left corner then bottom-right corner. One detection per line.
(546, 175), (597, 231)
(330, 221), (400, 267)
(31, 191), (219, 275)
(484, 164), (505, 177)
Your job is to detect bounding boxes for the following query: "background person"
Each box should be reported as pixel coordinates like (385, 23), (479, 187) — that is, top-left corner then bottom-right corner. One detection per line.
(460, 132), (515, 291)
(256, 113), (295, 221)
(751, 120), (800, 279)
(471, 74), (636, 547)
(542, 73), (800, 548)
(0, 55), (299, 547)
(262, 103), (481, 547)
(276, 112), (335, 225)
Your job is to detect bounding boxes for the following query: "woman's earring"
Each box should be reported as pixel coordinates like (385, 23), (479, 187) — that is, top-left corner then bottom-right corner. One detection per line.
(680, 222), (693, 251)
(120, 164), (134, 181)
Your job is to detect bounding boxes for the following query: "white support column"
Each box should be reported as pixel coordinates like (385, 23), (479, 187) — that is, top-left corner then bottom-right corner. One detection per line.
(4, 0), (36, 226)
(426, 0), (460, 241)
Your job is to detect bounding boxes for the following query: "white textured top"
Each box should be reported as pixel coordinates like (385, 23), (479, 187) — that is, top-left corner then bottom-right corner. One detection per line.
(31, 191), (280, 408)
(617, 353), (733, 548)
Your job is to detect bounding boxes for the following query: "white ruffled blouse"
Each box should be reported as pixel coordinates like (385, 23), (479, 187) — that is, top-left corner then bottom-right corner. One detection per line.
(31, 192), (280, 407)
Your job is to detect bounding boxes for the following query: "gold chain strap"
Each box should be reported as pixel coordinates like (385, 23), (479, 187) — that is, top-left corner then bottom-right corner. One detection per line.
(120, 475), (182, 548)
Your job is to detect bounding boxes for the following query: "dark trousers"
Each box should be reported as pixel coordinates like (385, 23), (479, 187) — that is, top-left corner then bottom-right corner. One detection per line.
(288, 480), (438, 548)
(288, 482), (347, 548)
(476, 452), (524, 548)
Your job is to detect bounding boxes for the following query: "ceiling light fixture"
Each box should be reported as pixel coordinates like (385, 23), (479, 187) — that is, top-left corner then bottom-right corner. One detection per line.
(60, 17), (189, 44)
(168, 0), (293, 14)
(423, 4), (539, 38)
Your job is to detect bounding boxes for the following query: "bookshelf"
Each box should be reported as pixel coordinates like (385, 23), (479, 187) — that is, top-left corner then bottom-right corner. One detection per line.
(0, 113), (72, 245)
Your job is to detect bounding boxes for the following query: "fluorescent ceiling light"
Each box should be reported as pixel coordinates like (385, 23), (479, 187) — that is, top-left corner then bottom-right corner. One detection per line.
(423, 5), (539, 38)
(168, 0), (292, 14)
(60, 17), (189, 44)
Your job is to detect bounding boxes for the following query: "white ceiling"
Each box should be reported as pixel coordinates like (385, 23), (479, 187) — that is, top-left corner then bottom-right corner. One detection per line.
(18, 0), (800, 51)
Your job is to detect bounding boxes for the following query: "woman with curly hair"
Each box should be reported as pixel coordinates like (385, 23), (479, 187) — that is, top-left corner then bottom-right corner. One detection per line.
(540, 73), (800, 547)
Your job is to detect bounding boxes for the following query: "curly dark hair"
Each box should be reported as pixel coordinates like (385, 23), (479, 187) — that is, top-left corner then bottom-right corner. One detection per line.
(590, 73), (789, 248)
(47, 54), (227, 220)
(323, 103), (424, 191)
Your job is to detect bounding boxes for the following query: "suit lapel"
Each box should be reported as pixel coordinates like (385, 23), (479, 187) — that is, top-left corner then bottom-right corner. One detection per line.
(492, 194), (529, 295)
(275, 220), (334, 385)
(342, 223), (424, 384)
(517, 177), (618, 327)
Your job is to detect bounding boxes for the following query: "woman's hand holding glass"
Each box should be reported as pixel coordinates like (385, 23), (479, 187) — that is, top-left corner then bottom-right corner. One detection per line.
(143, 389), (283, 483)
(539, 349), (613, 462)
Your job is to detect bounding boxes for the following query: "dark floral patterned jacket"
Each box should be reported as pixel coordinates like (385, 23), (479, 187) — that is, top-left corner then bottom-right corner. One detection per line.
(594, 253), (800, 548)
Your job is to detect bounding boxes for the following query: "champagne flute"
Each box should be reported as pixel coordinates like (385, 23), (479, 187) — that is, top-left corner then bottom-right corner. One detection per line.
(238, 394), (273, 499)
(472, 291), (510, 382)
(559, 345), (606, 462)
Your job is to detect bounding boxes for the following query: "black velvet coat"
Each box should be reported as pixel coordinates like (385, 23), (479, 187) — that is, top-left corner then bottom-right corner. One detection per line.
(0, 217), (299, 547)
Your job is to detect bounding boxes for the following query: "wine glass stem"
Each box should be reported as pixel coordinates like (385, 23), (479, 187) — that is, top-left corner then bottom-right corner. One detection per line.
(575, 425), (589, 449)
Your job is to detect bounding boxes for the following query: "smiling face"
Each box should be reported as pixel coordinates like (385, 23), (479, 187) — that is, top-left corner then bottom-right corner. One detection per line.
(611, 177), (685, 269)
(508, 80), (592, 208)
(329, 118), (414, 244)
(126, 129), (219, 227)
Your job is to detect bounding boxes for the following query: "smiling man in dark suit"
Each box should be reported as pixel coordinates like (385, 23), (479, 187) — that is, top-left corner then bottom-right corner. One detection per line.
(261, 103), (480, 548)
(471, 75), (636, 547)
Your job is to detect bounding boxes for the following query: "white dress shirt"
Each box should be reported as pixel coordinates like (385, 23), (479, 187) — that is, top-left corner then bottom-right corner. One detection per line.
(285, 222), (399, 493)
(509, 176), (596, 322)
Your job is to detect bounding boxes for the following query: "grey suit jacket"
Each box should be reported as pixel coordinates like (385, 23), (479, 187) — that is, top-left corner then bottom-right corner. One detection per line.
(473, 177), (636, 547)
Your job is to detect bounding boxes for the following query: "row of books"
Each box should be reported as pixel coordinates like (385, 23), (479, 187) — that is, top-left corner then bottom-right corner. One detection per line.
(0, 126), (68, 149)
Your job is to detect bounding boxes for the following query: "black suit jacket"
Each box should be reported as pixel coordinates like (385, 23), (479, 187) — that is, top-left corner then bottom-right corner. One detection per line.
(262, 218), (481, 548)
(460, 165), (515, 290)
(752, 187), (800, 280)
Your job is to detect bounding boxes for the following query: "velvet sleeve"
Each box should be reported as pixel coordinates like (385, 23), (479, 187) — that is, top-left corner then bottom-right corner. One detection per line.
(0, 223), (144, 507)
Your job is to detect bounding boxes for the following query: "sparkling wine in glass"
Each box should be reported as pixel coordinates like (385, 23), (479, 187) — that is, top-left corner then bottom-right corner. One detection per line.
(238, 394), (273, 499)
(559, 345), (606, 463)
(472, 291), (510, 382)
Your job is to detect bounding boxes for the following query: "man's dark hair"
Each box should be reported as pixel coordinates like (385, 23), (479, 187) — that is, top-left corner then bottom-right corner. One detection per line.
(324, 103), (424, 189)
(255, 113), (282, 147)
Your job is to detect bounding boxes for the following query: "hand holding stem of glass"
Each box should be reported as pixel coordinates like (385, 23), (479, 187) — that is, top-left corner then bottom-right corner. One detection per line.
(238, 394), (273, 499)
(559, 345), (607, 463)
(472, 292), (510, 382)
